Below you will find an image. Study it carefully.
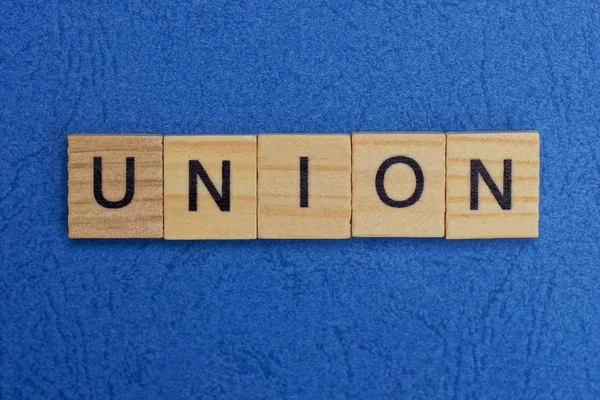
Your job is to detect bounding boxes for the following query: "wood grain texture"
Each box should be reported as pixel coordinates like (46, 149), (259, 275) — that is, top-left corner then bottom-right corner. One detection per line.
(446, 131), (540, 239)
(68, 134), (163, 238)
(258, 134), (351, 239)
(163, 135), (257, 240)
(352, 132), (446, 237)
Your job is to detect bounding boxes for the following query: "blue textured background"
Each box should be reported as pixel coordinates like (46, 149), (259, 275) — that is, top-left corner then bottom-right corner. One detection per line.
(1, 0), (600, 398)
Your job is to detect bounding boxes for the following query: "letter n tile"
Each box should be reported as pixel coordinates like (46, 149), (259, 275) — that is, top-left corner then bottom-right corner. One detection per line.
(163, 135), (257, 240)
(445, 131), (540, 239)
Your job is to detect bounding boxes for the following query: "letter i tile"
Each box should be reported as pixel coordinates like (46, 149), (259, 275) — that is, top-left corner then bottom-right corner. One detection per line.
(257, 134), (351, 239)
(67, 134), (164, 238)
(445, 131), (540, 239)
(163, 135), (257, 240)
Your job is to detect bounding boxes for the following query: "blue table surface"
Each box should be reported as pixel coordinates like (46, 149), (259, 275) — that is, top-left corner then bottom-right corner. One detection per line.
(1, 1), (599, 398)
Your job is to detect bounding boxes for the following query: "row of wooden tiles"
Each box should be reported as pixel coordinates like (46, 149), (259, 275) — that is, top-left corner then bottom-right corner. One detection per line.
(68, 131), (540, 239)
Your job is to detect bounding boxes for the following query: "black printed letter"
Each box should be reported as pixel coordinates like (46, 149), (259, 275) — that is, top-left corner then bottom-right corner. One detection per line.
(470, 159), (512, 210)
(188, 160), (231, 212)
(375, 156), (424, 208)
(93, 156), (135, 209)
(300, 157), (309, 208)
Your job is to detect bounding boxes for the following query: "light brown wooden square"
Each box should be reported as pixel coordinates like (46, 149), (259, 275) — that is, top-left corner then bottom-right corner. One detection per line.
(446, 131), (540, 239)
(258, 134), (351, 239)
(68, 134), (163, 238)
(352, 132), (446, 237)
(163, 135), (256, 240)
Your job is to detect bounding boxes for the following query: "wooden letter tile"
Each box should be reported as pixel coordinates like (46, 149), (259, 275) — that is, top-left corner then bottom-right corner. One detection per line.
(68, 134), (163, 238)
(258, 134), (351, 239)
(446, 131), (540, 239)
(352, 132), (446, 237)
(163, 135), (256, 239)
